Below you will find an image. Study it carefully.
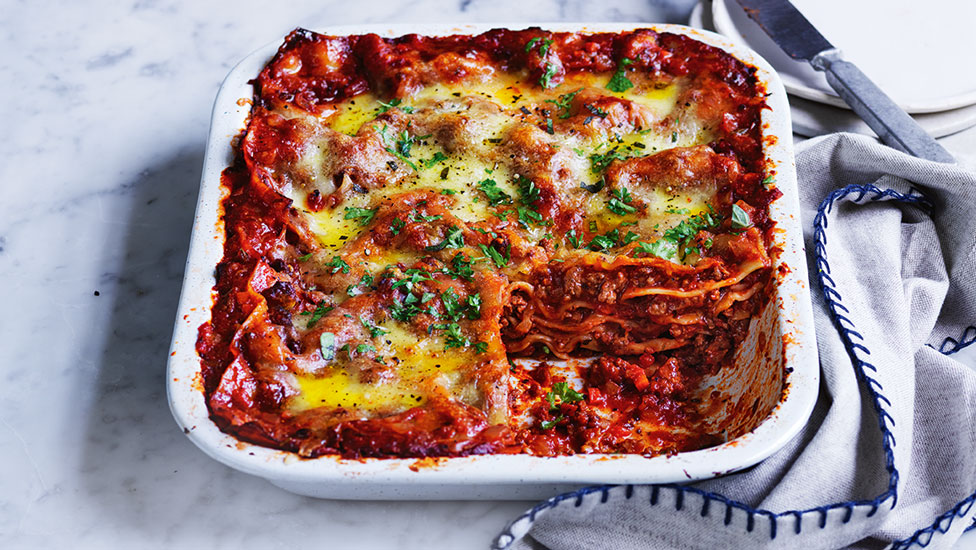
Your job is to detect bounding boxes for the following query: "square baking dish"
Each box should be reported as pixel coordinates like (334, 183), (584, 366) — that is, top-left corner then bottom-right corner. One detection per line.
(167, 22), (818, 500)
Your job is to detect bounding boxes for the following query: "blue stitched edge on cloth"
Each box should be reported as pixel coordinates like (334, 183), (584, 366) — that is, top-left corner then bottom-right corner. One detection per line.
(935, 326), (976, 355)
(494, 184), (974, 550)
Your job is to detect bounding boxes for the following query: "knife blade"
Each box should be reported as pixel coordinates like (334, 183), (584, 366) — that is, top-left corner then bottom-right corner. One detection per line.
(735, 0), (954, 163)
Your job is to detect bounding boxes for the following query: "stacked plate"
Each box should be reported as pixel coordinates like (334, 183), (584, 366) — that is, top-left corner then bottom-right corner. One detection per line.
(690, 0), (976, 138)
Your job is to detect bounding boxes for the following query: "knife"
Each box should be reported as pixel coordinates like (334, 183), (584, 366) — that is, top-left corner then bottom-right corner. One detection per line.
(734, 0), (955, 163)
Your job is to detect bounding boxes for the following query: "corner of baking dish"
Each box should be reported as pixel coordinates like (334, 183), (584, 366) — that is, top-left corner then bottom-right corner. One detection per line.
(166, 22), (819, 494)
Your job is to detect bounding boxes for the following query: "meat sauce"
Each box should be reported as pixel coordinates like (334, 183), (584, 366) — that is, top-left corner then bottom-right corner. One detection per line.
(197, 28), (780, 459)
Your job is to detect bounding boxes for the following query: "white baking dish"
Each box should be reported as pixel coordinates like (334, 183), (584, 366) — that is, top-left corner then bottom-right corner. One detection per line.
(167, 22), (818, 500)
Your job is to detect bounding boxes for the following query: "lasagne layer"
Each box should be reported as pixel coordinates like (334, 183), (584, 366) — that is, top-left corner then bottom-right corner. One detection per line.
(197, 28), (781, 458)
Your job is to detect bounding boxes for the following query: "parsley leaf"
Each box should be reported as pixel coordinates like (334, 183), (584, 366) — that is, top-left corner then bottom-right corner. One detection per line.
(566, 229), (582, 248)
(440, 288), (464, 321)
(360, 316), (389, 339)
(344, 206), (378, 226)
(390, 217), (405, 235)
(588, 228), (619, 252)
(465, 293), (482, 320)
(731, 204), (752, 229)
(540, 415), (564, 429)
(423, 152), (448, 169)
(584, 103), (608, 118)
(442, 252), (475, 281)
(479, 243), (509, 268)
(606, 187), (636, 216)
(409, 209), (442, 223)
(606, 58), (634, 93)
(425, 225), (465, 252)
(539, 62), (558, 89)
(545, 381), (585, 410)
(524, 37), (542, 52)
(301, 301), (334, 328)
(326, 256), (350, 274)
(319, 332), (336, 361)
(432, 322), (470, 350)
(544, 88), (582, 119)
(377, 98), (414, 114)
(636, 239), (680, 260)
(477, 178), (512, 206)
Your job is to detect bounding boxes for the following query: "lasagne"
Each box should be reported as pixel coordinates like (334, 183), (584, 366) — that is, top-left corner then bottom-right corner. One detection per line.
(196, 27), (781, 459)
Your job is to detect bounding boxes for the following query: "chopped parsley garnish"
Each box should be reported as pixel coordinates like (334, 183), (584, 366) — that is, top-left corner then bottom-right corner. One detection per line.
(343, 206), (378, 226)
(425, 225), (465, 252)
(622, 231), (640, 244)
(544, 88), (582, 119)
(326, 256), (350, 274)
(515, 205), (543, 227)
(762, 175), (776, 185)
(390, 217), (405, 235)
(298, 252), (314, 261)
(423, 152), (448, 169)
(479, 243), (510, 268)
(606, 187), (636, 216)
(589, 228), (620, 252)
(355, 344), (376, 354)
(539, 62), (558, 89)
(465, 293), (482, 320)
(517, 175), (540, 204)
(442, 252), (475, 281)
(377, 98), (414, 114)
(606, 58), (634, 93)
(566, 229), (582, 248)
(409, 209), (442, 223)
(671, 131), (678, 143)
(390, 295), (422, 322)
(584, 103), (608, 118)
(540, 416), (563, 430)
(360, 316), (388, 339)
(636, 239), (680, 260)
(440, 189), (457, 195)
(432, 322), (470, 350)
(301, 301), (334, 328)
(635, 207), (720, 261)
(545, 117), (554, 134)
(477, 178), (512, 206)
(391, 269), (434, 293)
(731, 204), (752, 229)
(665, 207), (691, 215)
(525, 36), (553, 56)
(473, 342), (489, 354)
(440, 288), (464, 321)
(589, 148), (632, 174)
(375, 124), (429, 171)
(319, 332), (336, 361)
(545, 381), (585, 409)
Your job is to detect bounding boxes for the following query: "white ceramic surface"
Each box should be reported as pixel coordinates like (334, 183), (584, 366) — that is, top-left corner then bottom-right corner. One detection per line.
(5, 0), (975, 547)
(167, 21), (819, 500)
(712, 0), (976, 114)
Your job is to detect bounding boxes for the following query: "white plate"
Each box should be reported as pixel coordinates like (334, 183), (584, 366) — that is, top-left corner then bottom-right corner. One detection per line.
(690, 0), (976, 137)
(712, 0), (976, 114)
(166, 22), (819, 500)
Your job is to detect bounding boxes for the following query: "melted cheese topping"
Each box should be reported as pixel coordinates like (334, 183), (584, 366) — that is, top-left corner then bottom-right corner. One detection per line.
(275, 71), (725, 419)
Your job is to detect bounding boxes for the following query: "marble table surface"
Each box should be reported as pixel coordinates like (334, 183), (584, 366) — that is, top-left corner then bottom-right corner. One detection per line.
(2, 1), (974, 548)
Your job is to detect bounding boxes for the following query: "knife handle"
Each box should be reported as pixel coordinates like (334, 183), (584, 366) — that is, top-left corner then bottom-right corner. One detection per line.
(813, 51), (955, 163)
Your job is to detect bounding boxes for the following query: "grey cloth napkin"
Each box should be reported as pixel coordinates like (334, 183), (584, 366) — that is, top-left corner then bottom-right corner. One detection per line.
(496, 133), (976, 550)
